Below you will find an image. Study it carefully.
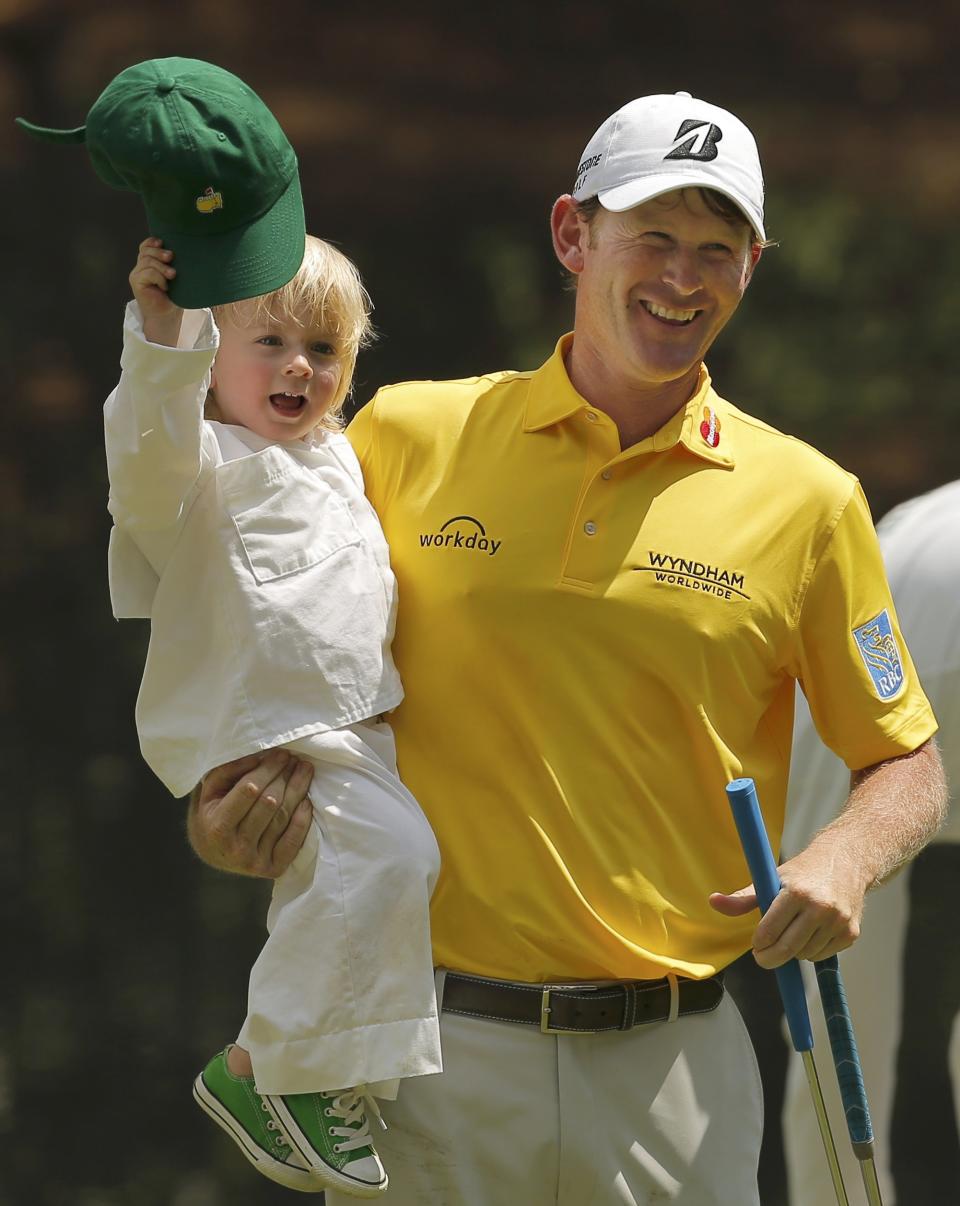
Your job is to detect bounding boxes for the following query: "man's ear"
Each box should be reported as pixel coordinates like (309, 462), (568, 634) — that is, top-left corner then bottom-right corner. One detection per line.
(551, 195), (588, 276)
(744, 241), (763, 287)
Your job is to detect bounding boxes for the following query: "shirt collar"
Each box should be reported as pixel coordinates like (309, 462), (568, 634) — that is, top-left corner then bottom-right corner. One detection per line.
(522, 333), (735, 468)
(522, 334), (588, 431)
(215, 421), (337, 465)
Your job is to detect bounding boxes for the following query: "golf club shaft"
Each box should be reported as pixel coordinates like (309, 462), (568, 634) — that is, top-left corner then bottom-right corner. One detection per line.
(858, 1157), (883, 1205)
(725, 778), (850, 1206)
(802, 1050), (851, 1206)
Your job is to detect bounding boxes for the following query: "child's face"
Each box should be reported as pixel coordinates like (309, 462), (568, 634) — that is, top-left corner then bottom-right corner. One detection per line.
(210, 301), (343, 442)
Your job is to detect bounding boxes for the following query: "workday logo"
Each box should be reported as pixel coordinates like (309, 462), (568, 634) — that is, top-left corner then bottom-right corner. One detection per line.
(419, 515), (502, 557)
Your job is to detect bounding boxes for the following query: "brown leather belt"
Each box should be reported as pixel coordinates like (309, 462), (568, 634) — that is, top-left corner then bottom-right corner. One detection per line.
(441, 971), (725, 1035)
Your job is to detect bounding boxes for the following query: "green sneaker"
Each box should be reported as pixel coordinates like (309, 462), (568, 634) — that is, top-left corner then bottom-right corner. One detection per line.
(192, 1049), (322, 1193)
(265, 1087), (388, 1198)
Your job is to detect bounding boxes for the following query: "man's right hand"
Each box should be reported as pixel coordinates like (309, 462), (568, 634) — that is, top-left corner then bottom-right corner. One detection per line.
(187, 749), (314, 878)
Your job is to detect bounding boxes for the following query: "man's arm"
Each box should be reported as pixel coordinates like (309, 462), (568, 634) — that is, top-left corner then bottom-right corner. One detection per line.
(710, 736), (947, 968)
(187, 749), (315, 877)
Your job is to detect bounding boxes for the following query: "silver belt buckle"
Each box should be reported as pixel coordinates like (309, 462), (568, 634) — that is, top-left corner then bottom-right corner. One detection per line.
(539, 983), (598, 1034)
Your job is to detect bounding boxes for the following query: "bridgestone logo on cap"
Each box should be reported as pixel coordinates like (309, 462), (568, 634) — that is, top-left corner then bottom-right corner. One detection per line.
(574, 153), (602, 193)
(664, 120), (723, 162)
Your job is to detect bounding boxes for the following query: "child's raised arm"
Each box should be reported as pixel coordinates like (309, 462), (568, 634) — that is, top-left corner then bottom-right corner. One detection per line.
(105, 240), (220, 554)
(131, 237), (182, 346)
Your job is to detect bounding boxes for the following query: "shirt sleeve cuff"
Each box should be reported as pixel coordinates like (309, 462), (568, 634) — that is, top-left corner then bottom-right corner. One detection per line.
(120, 300), (219, 388)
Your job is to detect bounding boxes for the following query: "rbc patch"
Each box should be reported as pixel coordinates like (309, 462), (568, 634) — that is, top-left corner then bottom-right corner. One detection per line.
(853, 610), (905, 700)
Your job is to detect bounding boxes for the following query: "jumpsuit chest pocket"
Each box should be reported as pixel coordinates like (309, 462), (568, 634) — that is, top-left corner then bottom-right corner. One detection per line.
(217, 446), (362, 585)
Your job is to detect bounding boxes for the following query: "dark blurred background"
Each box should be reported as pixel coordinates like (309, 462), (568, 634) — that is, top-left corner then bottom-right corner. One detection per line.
(3, 2), (959, 1203)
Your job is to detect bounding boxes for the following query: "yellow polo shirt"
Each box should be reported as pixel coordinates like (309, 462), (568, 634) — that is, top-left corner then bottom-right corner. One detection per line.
(347, 335), (937, 983)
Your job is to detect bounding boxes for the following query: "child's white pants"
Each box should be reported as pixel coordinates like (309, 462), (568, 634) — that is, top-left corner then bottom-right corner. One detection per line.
(236, 719), (442, 1096)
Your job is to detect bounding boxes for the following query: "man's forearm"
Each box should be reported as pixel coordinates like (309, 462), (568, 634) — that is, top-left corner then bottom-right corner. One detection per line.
(806, 737), (947, 892)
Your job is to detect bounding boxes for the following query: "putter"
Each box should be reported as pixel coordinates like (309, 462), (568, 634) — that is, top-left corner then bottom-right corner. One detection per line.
(814, 955), (884, 1205)
(725, 777), (851, 1206)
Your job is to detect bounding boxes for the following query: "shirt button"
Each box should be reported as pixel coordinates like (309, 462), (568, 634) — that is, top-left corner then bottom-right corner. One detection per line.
(585, 410), (598, 422)
(584, 521), (597, 535)
(601, 469), (613, 480)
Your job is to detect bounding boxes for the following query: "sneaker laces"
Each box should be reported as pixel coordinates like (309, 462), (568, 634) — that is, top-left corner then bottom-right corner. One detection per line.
(322, 1088), (387, 1154)
(260, 1100), (292, 1151)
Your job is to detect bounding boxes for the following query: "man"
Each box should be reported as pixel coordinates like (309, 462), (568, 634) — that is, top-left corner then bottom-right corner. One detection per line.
(782, 479), (960, 1205)
(188, 94), (946, 1205)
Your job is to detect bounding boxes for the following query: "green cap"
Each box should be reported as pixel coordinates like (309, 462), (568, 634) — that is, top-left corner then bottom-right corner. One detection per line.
(16, 57), (306, 308)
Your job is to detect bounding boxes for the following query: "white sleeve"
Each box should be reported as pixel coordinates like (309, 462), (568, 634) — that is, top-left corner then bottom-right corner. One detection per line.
(104, 301), (220, 541)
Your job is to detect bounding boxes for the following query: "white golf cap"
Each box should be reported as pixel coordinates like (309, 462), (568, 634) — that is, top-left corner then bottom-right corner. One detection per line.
(572, 92), (765, 241)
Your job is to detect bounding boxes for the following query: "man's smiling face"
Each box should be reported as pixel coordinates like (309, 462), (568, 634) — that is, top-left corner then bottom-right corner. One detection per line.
(572, 188), (759, 394)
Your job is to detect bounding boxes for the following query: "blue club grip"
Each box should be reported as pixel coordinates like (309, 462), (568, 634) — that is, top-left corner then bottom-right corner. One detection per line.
(815, 955), (875, 1151)
(725, 777), (814, 1052)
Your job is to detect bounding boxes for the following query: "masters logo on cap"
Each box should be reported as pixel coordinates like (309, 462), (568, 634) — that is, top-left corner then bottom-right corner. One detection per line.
(15, 57), (306, 308)
(196, 186), (224, 214)
(572, 91), (766, 242)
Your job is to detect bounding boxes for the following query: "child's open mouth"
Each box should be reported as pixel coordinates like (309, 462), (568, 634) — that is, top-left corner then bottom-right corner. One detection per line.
(270, 392), (306, 416)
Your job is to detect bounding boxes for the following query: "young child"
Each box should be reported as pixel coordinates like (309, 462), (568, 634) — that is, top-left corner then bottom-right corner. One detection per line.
(105, 234), (442, 1197)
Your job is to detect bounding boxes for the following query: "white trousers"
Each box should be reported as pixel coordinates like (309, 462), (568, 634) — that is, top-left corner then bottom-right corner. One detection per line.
(328, 971), (763, 1206)
(236, 720), (442, 1096)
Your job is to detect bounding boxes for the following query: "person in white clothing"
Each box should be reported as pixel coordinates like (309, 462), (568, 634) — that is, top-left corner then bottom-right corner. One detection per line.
(105, 233), (441, 1199)
(782, 479), (960, 1204)
(16, 54), (440, 1200)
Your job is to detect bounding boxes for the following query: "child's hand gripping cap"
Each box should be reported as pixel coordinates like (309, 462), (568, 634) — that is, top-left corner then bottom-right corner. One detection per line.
(16, 57), (306, 309)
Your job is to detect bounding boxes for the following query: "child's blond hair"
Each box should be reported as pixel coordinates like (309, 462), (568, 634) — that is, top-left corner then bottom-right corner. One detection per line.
(209, 235), (373, 431)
